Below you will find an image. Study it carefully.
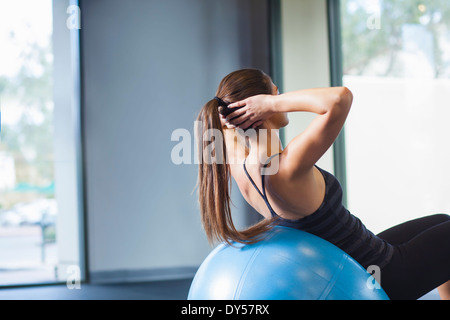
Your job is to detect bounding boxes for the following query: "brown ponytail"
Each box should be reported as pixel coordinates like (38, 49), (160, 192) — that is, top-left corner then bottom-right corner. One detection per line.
(196, 69), (278, 245)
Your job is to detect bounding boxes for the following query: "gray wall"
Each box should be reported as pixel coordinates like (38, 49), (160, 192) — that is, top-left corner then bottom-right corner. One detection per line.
(281, 0), (334, 172)
(80, 0), (270, 281)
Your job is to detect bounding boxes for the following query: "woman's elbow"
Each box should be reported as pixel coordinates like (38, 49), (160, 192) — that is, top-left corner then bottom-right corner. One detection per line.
(334, 87), (353, 112)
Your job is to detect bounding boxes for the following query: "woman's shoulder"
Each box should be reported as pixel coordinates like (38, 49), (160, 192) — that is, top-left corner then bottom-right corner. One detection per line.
(264, 153), (327, 219)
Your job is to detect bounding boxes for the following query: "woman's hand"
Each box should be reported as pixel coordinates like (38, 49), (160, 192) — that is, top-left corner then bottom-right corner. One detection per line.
(221, 94), (277, 130)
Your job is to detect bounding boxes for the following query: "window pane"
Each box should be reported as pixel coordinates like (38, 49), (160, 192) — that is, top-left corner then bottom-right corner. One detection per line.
(0, 0), (82, 286)
(341, 0), (450, 233)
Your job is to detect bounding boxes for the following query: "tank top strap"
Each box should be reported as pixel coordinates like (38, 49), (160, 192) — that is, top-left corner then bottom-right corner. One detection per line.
(243, 153), (281, 218)
(261, 153), (281, 217)
(243, 157), (265, 199)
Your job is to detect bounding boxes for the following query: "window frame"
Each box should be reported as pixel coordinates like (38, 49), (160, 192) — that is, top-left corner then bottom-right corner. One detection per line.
(0, 0), (86, 288)
(327, 0), (348, 207)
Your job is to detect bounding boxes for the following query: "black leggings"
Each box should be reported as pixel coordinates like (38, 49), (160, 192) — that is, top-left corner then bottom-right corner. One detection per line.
(376, 214), (450, 300)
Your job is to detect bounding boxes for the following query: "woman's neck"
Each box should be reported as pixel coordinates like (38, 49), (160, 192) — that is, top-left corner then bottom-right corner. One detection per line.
(223, 125), (283, 167)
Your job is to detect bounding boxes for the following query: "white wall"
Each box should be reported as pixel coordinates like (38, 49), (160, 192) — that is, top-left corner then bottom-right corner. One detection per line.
(344, 76), (450, 233)
(80, 0), (271, 281)
(281, 0), (334, 172)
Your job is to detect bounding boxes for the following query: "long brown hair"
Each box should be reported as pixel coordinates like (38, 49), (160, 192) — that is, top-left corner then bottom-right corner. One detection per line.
(196, 69), (277, 245)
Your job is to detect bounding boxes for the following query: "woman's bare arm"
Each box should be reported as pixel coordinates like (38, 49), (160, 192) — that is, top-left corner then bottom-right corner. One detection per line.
(227, 87), (353, 177)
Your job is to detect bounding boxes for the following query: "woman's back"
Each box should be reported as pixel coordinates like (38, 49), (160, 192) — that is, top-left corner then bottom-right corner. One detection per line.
(241, 153), (394, 269)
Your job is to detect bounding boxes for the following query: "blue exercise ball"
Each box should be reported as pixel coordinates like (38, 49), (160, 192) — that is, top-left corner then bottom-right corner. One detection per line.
(188, 226), (389, 300)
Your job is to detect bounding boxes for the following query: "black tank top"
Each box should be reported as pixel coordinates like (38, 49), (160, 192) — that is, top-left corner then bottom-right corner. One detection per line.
(243, 153), (394, 269)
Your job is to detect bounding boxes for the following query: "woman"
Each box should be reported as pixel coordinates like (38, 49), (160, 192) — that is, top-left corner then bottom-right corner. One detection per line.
(196, 68), (450, 300)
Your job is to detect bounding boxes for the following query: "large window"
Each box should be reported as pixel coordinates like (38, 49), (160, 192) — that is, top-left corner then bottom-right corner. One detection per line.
(341, 0), (450, 232)
(0, 0), (84, 286)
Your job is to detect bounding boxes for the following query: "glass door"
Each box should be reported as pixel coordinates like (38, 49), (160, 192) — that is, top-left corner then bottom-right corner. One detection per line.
(341, 0), (450, 233)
